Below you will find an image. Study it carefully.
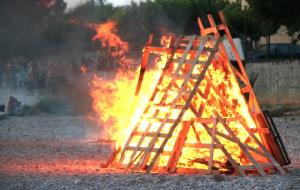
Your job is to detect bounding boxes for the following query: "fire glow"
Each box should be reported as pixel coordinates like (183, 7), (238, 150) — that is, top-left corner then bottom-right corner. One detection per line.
(88, 20), (162, 150)
(89, 21), (257, 169)
(85, 13), (288, 175)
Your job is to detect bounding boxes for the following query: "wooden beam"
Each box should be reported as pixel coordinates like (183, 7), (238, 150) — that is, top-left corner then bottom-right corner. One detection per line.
(167, 121), (191, 172)
(208, 118), (217, 174)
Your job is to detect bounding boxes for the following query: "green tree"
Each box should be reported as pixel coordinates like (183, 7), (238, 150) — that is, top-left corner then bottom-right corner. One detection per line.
(247, 0), (300, 34)
(246, 0), (300, 56)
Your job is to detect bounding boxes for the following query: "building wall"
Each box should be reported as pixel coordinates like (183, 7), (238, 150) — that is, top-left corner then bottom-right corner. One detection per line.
(246, 59), (300, 105)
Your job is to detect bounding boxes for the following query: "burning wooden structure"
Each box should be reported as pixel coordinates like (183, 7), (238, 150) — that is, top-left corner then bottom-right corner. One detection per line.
(110, 12), (290, 176)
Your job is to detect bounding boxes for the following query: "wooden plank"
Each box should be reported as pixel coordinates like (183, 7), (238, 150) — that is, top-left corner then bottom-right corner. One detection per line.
(192, 117), (216, 124)
(197, 17), (205, 36)
(135, 33), (154, 95)
(208, 118), (217, 174)
(148, 47), (212, 57)
(231, 66), (248, 85)
(184, 143), (222, 149)
(197, 102), (206, 116)
(251, 128), (270, 134)
(176, 74), (202, 80)
(202, 27), (216, 35)
(203, 47), (214, 53)
(241, 86), (250, 93)
(126, 146), (171, 155)
(201, 24), (226, 36)
(167, 121), (191, 172)
(132, 131), (169, 138)
(151, 104), (184, 109)
(191, 122), (202, 143)
(140, 117), (179, 123)
(217, 24), (226, 31)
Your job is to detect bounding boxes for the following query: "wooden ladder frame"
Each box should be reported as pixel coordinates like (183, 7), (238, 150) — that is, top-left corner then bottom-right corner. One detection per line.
(112, 12), (286, 176)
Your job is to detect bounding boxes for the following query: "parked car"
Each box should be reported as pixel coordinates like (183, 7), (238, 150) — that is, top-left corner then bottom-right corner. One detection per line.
(248, 43), (300, 61)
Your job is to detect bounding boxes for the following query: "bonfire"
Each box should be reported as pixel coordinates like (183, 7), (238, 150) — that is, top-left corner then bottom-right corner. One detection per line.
(82, 11), (289, 176)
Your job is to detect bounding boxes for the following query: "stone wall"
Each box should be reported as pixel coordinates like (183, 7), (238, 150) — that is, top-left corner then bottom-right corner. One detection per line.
(246, 59), (300, 105)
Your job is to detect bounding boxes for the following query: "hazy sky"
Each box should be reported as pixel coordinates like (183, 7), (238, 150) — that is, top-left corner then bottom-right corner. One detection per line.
(64, 0), (144, 10)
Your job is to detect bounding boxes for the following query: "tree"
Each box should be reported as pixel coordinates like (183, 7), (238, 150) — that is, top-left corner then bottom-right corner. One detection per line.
(247, 0), (300, 49)
(0, 0), (67, 61)
(246, 0), (286, 57)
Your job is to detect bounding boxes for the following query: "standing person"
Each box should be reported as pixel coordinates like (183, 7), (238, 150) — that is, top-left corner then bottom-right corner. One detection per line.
(27, 61), (35, 95)
(15, 62), (21, 88)
(47, 61), (56, 94)
(29, 60), (38, 95)
(10, 59), (18, 91)
(5, 63), (11, 88)
(0, 61), (3, 88)
(19, 64), (28, 88)
(55, 60), (66, 94)
(36, 60), (46, 93)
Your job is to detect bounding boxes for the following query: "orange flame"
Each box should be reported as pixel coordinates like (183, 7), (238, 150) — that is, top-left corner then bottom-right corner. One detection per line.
(81, 20), (263, 171)
(70, 19), (131, 69)
(91, 21), (129, 59)
(84, 20), (161, 149)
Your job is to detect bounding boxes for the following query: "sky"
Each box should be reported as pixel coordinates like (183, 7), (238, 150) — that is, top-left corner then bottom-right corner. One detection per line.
(64, 0), (144, 10)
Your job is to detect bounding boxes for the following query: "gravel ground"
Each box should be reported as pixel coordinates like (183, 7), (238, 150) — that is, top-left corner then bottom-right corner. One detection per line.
(0, 115), (299, 190)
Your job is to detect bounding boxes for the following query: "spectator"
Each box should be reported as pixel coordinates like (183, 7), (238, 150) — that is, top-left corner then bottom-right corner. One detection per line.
(7, 96), (22, 116)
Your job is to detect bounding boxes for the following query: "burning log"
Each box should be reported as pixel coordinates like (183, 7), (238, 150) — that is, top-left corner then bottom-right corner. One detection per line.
(135, 33), (154, 96)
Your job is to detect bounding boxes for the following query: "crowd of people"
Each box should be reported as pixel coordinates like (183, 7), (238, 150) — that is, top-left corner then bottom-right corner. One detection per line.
(0, 51), (127, 96)
(0, 56), (74, 94)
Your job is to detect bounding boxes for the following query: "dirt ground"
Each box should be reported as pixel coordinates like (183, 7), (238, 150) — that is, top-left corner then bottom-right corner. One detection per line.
(0, 115), (300, 190)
